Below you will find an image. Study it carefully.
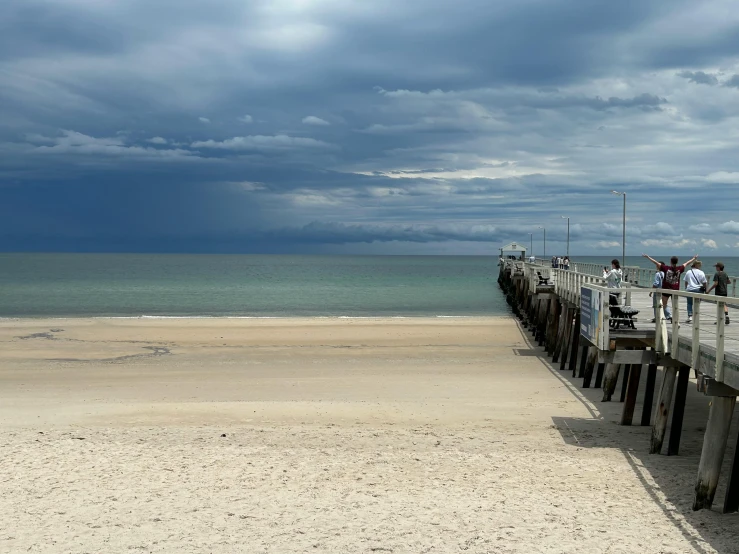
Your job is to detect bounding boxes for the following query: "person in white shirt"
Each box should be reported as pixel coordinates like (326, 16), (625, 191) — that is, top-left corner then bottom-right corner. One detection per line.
(528, 255), (536, 263)
(683, 260), (707, 323)
(603, 259), (623, 306)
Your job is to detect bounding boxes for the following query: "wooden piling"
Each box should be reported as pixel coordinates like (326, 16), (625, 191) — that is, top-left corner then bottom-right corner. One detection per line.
(545, 298), (560, 354)
(641, 363), (658, 426)
(530, 299), (539, 338)
(620, 365), (631, 402)
(667, 365), (691, 456)
(569, 310), (581, 376)
(559, 306), (575, 371)
(577, 343), (588, 379)
(582, 346), (598, 388)
(723, 426), (739, 513)
(552, 301), (567, 363)
(650, 366), (678, 454)
(693, 396), (736, 511)
(537, 298), (550, 347)
(620, 362), (643, 426)
(594, 363), (606, 389)
(601, 363), (620, 401)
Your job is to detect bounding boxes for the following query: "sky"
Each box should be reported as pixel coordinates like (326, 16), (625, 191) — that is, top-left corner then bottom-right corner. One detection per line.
(2, 0), (739, 256)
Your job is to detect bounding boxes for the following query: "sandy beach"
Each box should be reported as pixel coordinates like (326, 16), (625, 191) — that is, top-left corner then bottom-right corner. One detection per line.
(1, 316), (738, 553)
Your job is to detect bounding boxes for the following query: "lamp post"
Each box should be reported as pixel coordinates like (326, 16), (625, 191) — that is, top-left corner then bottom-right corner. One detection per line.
(538, 226), (546, 258)
(610, 190), (626, 264)
(561, 216), (570, 258)
(529, 233), (533, 258)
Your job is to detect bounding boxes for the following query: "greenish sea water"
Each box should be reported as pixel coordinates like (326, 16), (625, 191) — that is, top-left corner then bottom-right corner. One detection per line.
(0, 254), (506, 318)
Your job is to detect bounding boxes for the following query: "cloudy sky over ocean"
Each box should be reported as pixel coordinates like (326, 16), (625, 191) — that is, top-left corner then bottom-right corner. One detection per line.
(2, 0), (739, 255)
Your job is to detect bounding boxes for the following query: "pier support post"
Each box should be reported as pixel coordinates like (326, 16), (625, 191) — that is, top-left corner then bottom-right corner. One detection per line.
(569, 311), (581, 376)
(552, 301), (567, 363)
(530, 299), (539, 337)
(602, 363), (621, 402)
(620, 365), (631, 402)
(620, 362), (643, 426)
(577, 343), (588, 379)
(582, 346), (598, 388)
(641, 362), (658, 426)
(559, 306), (575, 371)
(650, 366), (678, 454)
(594, 363), (606, 389)
(693, 396), (736, 511)
(667, 365), (691, 456)
(723, 425), (739, 513)
(537, 298), (550, 347)
(545, 298), (560, 354)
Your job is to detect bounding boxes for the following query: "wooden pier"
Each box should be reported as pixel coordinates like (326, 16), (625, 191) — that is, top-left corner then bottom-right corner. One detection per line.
(498, 258), (739, 512)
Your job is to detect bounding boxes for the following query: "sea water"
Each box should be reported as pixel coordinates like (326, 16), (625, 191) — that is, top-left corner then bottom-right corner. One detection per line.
(0, 254), (507, 318)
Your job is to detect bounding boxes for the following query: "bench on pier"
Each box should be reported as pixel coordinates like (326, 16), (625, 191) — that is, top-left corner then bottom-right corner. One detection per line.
(609, 305), (639, 330)
(536, 271), (551, 285)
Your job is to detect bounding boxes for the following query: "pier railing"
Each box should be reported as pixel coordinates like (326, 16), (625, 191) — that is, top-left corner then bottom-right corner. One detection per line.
(574, 283), (739, 389)
(567, 262), (739, 297)
(510, 259), (739, 389)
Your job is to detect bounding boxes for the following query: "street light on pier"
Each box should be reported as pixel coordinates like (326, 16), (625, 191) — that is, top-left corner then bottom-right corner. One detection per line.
(538, 226), (546, 258)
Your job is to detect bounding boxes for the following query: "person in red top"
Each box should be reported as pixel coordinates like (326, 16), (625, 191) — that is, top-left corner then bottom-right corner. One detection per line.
(642, 253), (699, 319)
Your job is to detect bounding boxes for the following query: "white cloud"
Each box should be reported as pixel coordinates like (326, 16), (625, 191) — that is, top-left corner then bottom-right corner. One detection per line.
(199, 117), (211, 124)
(719, 221), (739, 234)
(649, 222), (677, 234)
(27, 130), (197, 160)
(596, 241), (620, 248)
(302, 116), (330, 126)
(706, 172), (739, 183)
(191, 135), (336, 151)
(702, 238), (718, 249)
(689, 223), (712, 232)
(146, 137), (167, 144)
(238, 115), (253, 124)
(641, 238), (697, 248)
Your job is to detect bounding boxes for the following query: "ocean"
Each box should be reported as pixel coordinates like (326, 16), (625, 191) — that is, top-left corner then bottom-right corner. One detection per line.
(0, 254), (506, 318)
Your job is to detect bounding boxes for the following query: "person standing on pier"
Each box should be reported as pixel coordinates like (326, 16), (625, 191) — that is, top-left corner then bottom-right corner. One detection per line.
(642, 253), (699, 318)
(650, 262), (672, 322)
(706, 261), (732, 325)
(603, 259), (623, 306)
(683, 261), (707, 324)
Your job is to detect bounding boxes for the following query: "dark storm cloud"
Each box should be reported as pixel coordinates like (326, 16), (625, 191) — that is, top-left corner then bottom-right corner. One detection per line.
(677, 70), (719, 85)
(3, 0), (739, 254)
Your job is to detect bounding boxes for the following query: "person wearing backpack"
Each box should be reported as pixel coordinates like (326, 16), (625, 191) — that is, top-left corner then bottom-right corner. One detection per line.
(642, 253), (699, 317)
(683, 261), (707, 324)
(706, 261), (732, 325)
(650, 262), (672, 322)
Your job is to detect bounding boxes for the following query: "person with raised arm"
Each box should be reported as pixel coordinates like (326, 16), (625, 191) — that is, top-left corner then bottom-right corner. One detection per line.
(642, 253), (699, 319)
